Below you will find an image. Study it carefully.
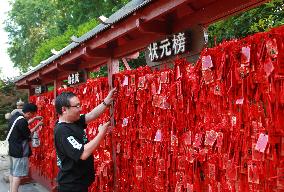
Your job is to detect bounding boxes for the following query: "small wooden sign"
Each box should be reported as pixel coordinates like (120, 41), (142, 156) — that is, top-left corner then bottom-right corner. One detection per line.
(67, 71), (86, 85)
(146, 25), (208, 67)
(34, 85), (47, 95)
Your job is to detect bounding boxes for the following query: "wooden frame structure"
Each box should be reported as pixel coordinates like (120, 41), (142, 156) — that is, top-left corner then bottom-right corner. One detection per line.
(15, 0), (268, 93)
(14, 0), (269, 190)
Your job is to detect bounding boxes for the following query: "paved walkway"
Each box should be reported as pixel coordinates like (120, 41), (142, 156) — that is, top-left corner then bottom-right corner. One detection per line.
(0, 156), (48, 192)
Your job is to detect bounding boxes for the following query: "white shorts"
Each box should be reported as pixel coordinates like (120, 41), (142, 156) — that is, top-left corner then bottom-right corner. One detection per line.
(9, 156), (29, 177)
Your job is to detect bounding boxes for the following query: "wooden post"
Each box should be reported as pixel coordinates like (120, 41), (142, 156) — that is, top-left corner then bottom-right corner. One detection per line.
(53, 79), (63, 98)
(53, 80), (57, 99)
(107, 58), (119, 191)
(28, 87), (32, 101)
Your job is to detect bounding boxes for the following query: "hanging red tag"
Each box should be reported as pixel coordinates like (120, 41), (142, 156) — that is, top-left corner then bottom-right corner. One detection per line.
(123, 76), (129, 86)
(252, 143), (264, 161)
(198, 148), (207, 162)
(154, 129), (162, 142)
(279, 137), (284, 156)
(202, 55), (214, 70)
(83, 87), (87, 94)
(152, 95), (159, 107)
(151, 83), (157, 95)
(241, 46), (251, 66)
(138, 76), (146, 88)
(216, 132), (223, 148)
(208, 163), (216, 180)
(240, 157), (248, 174)
(171, 131), (178, 151)
(159, 95), (170, 109)
(117, 143), (121, 154)
(188, 148), (197, 163)
(176, 65), (182, 80)
(248, 162), (260, 184)
(263, 56), (274, 77)
(122, 117), (129, 127)
(160, 71), (169, 83)
(175, 182), (182, 192)
(204, 130), (217, 146)
(251, 120), (262, 139)
(136, 165), (142, 179)
(176, 81), (182, 96)
(202, 70), (215, 84)
(277, 167), (284, 189)
(213, 81), (224, 96)
(154, 174), (165, 191)
(255, 133), (268, 153)
(103, 165), (108, 177)
(236, 97), (244, 105)
(157, 159), (166, 172)
(177, 156), (187, 170)
(184, 131), (192, 146)
(192, 133), (203, 148)
(186, 183), (194, 192)
(130, 74), (136, 86)
(266, 38), (278, 58)
(226, 160), (237, 181)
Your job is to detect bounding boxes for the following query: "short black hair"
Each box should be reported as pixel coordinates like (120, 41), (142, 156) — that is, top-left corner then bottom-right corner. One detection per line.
(22, 103), (38, 113)
(55, 92), (77, 115)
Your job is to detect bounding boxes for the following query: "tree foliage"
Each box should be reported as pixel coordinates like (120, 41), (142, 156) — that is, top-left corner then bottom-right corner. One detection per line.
(32, 18), (99, 65)
(208, 0), (284, 46)
(4, 0), (283, 73)
(5, 0), (130, 72)
(0, 80), (27, 140)
(5, 0), (59, 72)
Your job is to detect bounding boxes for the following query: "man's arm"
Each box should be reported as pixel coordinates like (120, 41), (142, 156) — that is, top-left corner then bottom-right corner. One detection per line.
(30, 121), (43, 133)
(28, 116), (43, 125)
(80, 121), (110, 160)
(85, 88), (117, 124)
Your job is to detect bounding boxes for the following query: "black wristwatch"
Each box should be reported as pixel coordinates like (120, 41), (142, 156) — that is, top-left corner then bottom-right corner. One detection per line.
(102, 100), (109, 106)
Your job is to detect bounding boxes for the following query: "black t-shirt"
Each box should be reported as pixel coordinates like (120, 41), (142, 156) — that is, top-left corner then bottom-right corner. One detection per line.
(8, 112), (32, 158)
(54, 115), (95, 191)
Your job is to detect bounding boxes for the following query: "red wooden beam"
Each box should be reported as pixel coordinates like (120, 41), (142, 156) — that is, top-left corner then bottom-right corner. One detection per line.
(88, 0), (194, 50)
(79, 58), (108, 69)
(81, 47), (111, 61)
(136, 18), (169, 35)
(173, 0), (269, 31)
(113, 34), (161, 58)
(59, 48), (84, 65)
(15, 0), (268, 87)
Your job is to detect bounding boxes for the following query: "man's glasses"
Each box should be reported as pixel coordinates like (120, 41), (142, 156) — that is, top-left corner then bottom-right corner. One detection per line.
(69, 104), (81, 109)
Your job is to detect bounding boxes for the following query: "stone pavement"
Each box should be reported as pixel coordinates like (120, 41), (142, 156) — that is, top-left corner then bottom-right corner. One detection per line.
(0, 156), (48, 192)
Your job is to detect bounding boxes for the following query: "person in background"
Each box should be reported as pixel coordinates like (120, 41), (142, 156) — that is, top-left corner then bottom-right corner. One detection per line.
(10, 99), (25, 116)
(54, 88), (116, 192)
(5, 99), (24, 120)
(5, 99), (42, 124)
(8, 103), (43, 192)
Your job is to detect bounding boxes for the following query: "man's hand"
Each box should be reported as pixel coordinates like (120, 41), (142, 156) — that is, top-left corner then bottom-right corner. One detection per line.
(81, 121), (112, 160)
(37, 121), (44, 131)
(85, 88), (117, 124)
(28, 116), (43, 125)
(35, 116), (43, 120)
(37, 121), (44, 126)
(104, 88), (117, 106)
(31, 120), (43, 133)
(98, 121), (111, 135)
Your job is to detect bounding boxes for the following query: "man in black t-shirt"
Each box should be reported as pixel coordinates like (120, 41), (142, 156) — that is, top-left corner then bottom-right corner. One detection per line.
(54, 88), (116, 192)
(8, 103), (43, 192)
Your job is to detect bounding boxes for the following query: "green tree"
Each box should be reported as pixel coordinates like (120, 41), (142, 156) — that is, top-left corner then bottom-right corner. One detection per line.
(5, 0), (130, 72)
(5, 0), (59, 72)
(0, 79), (27, 140)
(208, 0), (284, 46)
(5, 0), (283, 73)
